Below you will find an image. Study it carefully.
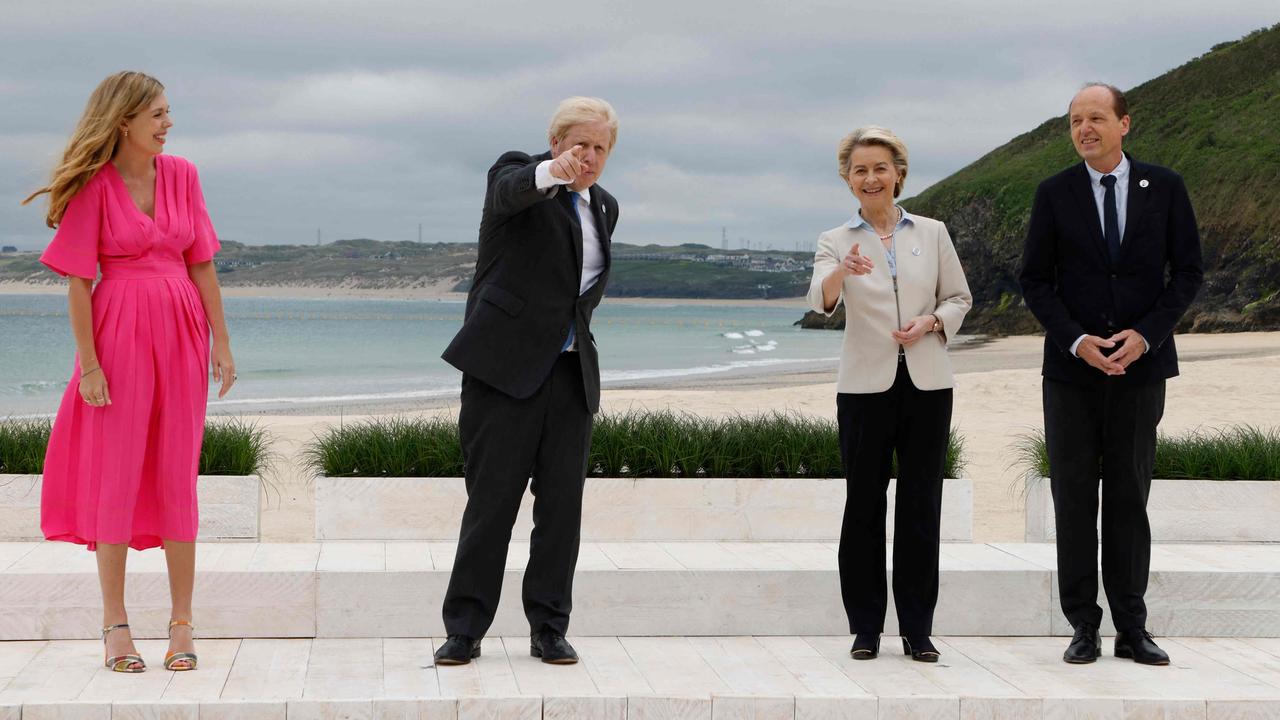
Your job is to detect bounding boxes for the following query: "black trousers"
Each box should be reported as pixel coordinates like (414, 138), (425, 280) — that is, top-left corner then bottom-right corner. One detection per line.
(836, 361), (953, 637)
(1044, 377), (1164, 631)
(441, 353), (593, 639)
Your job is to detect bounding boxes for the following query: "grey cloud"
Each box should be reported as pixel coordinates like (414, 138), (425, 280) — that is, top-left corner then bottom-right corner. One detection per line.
(1, 0), (1275, 250)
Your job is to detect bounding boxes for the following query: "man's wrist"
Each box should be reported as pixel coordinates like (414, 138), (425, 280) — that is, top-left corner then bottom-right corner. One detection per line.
(1069, 334), (1087, 357)
(535, 160), (572, 191)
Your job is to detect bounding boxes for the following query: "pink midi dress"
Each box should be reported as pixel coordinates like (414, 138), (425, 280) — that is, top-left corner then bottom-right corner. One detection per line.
(39, 154), (220, 551)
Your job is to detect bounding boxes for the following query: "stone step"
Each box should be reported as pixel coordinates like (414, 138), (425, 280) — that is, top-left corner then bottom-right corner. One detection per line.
(1, 636), (1278, 719)
(0, 542), (1276, 641)
(0, 474), (261, 543)
(315, 476), (974, 542)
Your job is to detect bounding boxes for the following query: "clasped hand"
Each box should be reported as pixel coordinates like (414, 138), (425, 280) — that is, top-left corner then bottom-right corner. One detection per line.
(893, 315), (935, 347)
(1077, 329), (1145, 376)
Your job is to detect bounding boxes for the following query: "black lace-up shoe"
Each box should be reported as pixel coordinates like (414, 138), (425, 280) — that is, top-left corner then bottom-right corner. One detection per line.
(1064, 623), (1101, 664)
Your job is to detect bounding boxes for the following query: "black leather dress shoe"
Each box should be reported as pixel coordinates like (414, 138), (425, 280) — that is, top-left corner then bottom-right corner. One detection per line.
(850, 633), (880, 660)
(530, 630), (579, 664)
(1115, 628), (1170, 665)
(1063, 623), (1101, 664)
(434, 635), (481, 665)
(901, 637), (940, 663)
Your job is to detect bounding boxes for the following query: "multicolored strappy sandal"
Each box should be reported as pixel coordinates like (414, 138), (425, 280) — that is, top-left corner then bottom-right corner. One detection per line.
(164, 619), (198, 671)
(103, 623), (146, 673)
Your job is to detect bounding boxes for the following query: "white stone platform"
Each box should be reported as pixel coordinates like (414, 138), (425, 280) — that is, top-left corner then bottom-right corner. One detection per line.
(315, 477), (974, 542)
(1, 636), (1278, 719)
(2, 542), (1277, 641)
(0, 475), (261, 543)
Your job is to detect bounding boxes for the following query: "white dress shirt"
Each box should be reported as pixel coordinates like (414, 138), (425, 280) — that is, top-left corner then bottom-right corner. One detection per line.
(1070, 155), (1146, 357)
(535, 160), (606, 295)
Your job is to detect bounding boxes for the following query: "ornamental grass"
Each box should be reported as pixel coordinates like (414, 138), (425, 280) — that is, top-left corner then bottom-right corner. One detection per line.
(1013, 426), (1280, 482)
(306, 410), (966, 479)
(0, 417), (271, 476)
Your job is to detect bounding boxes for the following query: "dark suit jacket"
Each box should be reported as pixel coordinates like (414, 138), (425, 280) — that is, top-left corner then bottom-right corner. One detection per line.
(1018, 155), (1203, 387)
(442, 150), (619, 412)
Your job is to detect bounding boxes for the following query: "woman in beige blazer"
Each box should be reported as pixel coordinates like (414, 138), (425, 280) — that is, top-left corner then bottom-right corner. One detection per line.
(807, 126), (971, 662)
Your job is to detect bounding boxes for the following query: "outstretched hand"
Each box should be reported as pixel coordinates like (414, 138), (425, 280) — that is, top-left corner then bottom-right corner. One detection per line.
(549, 144), (585, 184)
(840, 243), (874, 276)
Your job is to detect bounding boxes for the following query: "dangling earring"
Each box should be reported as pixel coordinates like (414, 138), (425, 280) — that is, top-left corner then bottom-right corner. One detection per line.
(124, 129), (129, 138)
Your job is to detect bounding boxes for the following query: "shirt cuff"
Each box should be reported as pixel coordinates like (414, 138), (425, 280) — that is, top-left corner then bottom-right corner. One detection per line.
(535, 160), (572, 192)
(1069, 334), (1087, 357)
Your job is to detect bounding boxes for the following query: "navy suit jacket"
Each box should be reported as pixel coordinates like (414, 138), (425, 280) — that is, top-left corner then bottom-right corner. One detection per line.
(442, 150), (618, 412)
(1018, 155), (1203, 387)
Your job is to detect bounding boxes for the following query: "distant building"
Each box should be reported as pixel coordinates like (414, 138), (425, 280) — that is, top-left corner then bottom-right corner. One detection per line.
(1, 246), (17, 253)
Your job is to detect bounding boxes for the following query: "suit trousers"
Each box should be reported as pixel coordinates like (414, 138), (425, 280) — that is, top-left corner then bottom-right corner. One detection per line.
(836, 360), (953, 637)
(1044, 377), (1165, 631)
(441, 353), (593, 639)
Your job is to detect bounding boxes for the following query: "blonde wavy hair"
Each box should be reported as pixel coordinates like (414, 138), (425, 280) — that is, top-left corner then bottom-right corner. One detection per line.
(548, 96), (619, 149)
(837, 125), (909, 198)
(23, 71), (165, 228)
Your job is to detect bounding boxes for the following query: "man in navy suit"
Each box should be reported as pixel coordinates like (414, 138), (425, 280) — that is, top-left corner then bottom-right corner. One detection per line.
(435, 97), (620, 666)
(1019, 83), (1203, 665)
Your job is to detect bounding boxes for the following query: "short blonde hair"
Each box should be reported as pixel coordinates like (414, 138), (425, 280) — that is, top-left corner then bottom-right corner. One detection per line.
(548, 96), (619, 149)
(837, 126), (909, 198)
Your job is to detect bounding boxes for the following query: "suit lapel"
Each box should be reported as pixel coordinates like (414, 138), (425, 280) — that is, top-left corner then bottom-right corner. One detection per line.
(589, 192), (612, 274)
(1068, 163), (1110, 264)
(559, 189), (584, 273)
(1120, 158), (1150, 262)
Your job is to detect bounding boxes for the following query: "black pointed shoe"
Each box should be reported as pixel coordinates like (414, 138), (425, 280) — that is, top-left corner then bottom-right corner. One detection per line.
(850, 633), (880, 660)
(1063, 623), (1101, 664)
(530, 630), (579, 664)
(902, 637), (940, 663)
(1114, 628), (1170, 666)
(434, 635), (481, 665)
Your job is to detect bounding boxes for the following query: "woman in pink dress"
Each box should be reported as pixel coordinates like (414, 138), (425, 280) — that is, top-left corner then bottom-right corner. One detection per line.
(23, 71), (236, 673)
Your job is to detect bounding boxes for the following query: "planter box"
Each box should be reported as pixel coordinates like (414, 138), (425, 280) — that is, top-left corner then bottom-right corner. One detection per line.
(315, 476), (972, 542)
(1024, 477), (1280, 542)
(0, 474), (260, 542)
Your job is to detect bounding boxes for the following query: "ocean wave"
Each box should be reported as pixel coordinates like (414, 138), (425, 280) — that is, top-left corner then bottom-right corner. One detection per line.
(744, 329), (765, 337)
(722, 332), (744, 339)
(602, 355), (839, 383)
(207, 387), (459, 407)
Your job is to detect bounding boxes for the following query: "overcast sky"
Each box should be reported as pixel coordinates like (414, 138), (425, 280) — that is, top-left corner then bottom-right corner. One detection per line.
(1, 1), (1274, 252)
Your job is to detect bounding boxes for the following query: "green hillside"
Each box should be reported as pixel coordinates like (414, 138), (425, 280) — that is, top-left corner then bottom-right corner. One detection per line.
(902, 23), (1280, 333)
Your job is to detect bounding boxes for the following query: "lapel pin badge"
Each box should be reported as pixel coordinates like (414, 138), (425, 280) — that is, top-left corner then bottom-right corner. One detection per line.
(1139, 179), (1149, 188)
(911, 247), (922, 256)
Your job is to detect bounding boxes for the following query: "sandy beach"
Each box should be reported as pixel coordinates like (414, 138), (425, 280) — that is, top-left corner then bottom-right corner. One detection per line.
(0, 280), (811, 307)
(243, 331), (1280, 546)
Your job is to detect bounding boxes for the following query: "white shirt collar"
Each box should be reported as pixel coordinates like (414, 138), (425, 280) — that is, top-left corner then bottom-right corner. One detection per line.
(567, 186), (591, 206)
(1085, 154), (1130, 186)
(845, 205), (914, 232)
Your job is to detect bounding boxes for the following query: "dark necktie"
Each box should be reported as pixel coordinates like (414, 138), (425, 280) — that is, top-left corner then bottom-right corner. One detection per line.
(562, 191), (581, 352)
(1101, 174), (1120, 265)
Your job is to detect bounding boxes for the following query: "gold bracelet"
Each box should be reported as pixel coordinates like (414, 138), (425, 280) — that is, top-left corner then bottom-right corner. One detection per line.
(81, 367), (102, 377)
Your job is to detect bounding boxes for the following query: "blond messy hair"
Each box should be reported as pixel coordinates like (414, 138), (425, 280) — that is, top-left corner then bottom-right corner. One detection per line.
(548, 96), (619, 149)
(837, 125), (910, 198)
(22, 71), (165, 228)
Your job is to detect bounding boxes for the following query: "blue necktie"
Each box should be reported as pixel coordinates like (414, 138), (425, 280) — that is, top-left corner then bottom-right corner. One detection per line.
(1101, 174), (1120, 265)
(561, 191), (581, 352)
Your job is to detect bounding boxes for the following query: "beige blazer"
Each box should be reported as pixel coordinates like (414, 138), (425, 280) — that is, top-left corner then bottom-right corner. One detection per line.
(807, 212), (972, 393)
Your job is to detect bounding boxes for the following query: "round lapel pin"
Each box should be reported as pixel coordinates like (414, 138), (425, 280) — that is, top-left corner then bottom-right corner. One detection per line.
(911, 247), (922, 256)
(1139, 179), (1149, 188)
